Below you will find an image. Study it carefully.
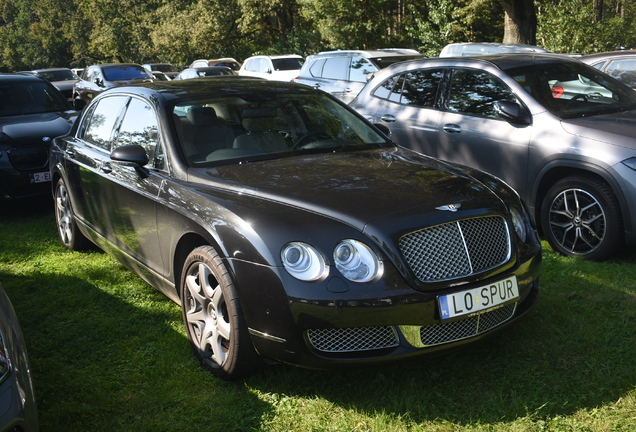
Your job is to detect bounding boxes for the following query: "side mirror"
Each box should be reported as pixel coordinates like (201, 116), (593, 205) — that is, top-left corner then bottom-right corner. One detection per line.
(494, 101), (532, 125)
(374, 123), (392, 139)
(265, 68), (272, 74)
(73, 98), (87, 111)
(110, 144), (150, 177)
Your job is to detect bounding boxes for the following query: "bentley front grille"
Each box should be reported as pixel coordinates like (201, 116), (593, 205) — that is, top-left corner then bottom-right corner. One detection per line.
(399, 216), (511, 282)
(419, 302), (517, 346)
(307, 326), (399, 353)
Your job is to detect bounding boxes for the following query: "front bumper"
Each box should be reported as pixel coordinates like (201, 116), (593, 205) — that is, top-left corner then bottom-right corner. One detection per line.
(229, 251), (541, 369)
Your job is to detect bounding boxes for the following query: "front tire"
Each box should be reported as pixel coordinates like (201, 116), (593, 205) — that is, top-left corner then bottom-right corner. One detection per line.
(541, 175), (623, 261)
(54, 178), (92, 251)
(180, 246), (261, 380)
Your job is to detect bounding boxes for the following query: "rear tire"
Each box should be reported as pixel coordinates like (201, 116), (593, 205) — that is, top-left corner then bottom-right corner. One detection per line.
(54, 178), (92, 251)
(540, 175), (622, 261)
(179, 246), (261, 380)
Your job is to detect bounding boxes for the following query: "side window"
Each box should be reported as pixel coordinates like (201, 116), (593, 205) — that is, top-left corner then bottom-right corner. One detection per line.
(372, 74), (400, 100)
(400, 69), (444, 107)
(349, 57), (378, 83)
(82, 96), (129, 151)
(447, 69), (516, 118)
(322, 57), (349, 80)
(116, 98), (160, 168)
(308, 58), (326, 78)
(604, 59), (636, 87)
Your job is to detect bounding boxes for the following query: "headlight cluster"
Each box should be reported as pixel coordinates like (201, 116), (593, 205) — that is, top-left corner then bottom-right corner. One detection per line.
(282, 239), (383, 283)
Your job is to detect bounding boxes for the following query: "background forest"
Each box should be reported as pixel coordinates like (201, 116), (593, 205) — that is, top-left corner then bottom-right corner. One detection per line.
(0, 0), (635, 71)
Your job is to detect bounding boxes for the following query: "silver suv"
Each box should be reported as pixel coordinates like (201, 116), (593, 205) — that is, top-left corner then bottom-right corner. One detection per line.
(294, 49), (423, 104)
(351, 54), (636, 261)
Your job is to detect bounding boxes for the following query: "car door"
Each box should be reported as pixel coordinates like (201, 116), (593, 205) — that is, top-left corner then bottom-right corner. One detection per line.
(64, 95), (129, 236)
(437, 68), (533, 194)
(101, 96), (166, 275)
(341, 57), (378, 104)
(367, 68), (446, 158)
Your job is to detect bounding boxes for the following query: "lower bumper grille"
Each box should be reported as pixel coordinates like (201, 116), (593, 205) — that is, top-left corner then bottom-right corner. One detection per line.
(307, 326), (399, 353)
(418, 302), (516, 346)
(307, 302), (518, 354)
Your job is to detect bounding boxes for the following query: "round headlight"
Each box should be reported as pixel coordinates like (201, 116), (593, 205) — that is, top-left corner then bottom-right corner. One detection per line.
(510, 207), (527, 243)
(333, 239), (383, 283)
(281, 242), (328, 281)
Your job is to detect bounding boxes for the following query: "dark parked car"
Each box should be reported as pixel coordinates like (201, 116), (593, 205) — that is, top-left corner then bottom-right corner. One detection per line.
(294, 49), (424, 103)
(50, 78), (540, 379)
(22, 68), (80, 101)
(173, 66), (236, 80)
(73, 64), (153, 104)
(351, 53), (636, 261)
(0, 74), (81, 200)
(579, 50), (636, 89)
(0, 283), (39, 432)
(142, 63), (181, 79)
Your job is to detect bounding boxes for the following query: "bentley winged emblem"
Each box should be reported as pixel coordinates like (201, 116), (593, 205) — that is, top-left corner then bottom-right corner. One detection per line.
(435, 203), (461, 212)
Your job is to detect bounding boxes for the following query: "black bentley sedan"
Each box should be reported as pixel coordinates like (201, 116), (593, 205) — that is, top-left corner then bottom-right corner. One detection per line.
(49, 78), (541, 379)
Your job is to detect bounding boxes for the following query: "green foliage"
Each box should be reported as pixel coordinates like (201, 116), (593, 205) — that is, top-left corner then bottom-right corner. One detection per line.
(2, 0), (636, 71)
(537, 0), (633, 53)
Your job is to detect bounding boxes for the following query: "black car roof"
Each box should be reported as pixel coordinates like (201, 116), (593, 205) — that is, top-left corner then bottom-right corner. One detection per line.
(0, 73), (46, 82)
(396, 53), (584, 71)
(108, 76), (319, 103)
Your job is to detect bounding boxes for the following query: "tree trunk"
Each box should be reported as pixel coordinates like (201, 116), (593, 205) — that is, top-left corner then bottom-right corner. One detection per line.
(499, 0), (537, 45)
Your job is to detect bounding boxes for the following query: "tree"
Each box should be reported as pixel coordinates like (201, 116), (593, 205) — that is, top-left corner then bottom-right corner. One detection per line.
(499, 0), (537, 44)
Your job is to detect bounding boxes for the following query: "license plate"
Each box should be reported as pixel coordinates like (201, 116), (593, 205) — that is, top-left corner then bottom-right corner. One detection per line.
(29, 171), (51, 184)
(438, 276), (519, 321)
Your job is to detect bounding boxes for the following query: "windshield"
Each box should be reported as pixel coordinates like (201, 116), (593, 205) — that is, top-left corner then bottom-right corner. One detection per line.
(272, 58), (304, 71)
(172, 91), (390, 166)
(0, 81), (69, 117)
(38, 69), (79, 81)
(103, 66), (153, 81)
(503, 61), (636, 118)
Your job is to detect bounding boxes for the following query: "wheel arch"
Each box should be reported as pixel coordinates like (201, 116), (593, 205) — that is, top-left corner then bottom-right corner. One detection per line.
(531, 160), (631, 236)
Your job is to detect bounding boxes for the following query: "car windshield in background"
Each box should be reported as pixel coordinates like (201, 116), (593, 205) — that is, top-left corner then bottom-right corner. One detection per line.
(172, 91), (389, 167)
(103, 66), (152, 81)
(502, 62), (636, 118)
(38, 69), (79, 81)
(272, 58), (304, 71)
(0, 81), (69, 116)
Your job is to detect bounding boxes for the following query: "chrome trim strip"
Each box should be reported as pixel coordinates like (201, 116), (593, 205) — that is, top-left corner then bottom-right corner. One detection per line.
(248, 328), (286, 343)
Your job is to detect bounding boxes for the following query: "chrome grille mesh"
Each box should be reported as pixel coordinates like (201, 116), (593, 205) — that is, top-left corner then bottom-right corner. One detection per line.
(420, 303), (516, 346)
(400, 216), (510, 282)
(307, 326), (399, 353)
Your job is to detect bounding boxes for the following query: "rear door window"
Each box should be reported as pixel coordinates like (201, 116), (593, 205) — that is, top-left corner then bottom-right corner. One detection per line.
(82, 96), (129, 151)
(322, 57), (349, 80)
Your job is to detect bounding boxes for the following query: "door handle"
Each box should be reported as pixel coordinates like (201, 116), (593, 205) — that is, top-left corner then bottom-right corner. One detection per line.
(100, 162), (112, 174)
(344, 88), (352, 93)
(443, 124), (462, 133)
(380, 114), (396, 123)
(65, 149), (76, 158)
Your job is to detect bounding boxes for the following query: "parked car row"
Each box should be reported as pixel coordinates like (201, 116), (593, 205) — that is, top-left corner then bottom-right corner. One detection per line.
(350, 53), (636, 261)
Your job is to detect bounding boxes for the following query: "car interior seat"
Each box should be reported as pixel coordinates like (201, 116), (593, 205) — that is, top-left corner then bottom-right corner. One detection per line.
(233, 110), (289, 153)
(186, 106), (234, 156)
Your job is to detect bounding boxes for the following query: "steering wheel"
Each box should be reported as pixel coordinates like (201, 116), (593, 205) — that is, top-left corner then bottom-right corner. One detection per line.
(564, 94), (588, 110)
(292, 131), (331, 149)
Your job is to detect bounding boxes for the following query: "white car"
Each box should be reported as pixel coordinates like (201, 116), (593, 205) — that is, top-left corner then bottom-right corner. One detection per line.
(238, 55), (304, 81)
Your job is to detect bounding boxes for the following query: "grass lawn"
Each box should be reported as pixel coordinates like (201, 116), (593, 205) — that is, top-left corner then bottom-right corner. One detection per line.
(1, 198), (635, 432)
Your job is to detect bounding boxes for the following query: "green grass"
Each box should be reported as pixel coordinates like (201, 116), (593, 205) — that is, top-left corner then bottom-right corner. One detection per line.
(1, 199), (635, 431)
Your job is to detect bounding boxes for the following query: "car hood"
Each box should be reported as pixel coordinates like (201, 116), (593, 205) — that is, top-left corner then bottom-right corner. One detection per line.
(561, 110), (636, 149)
(0, 111), (78, 143)
(190, 148), (505, 231)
